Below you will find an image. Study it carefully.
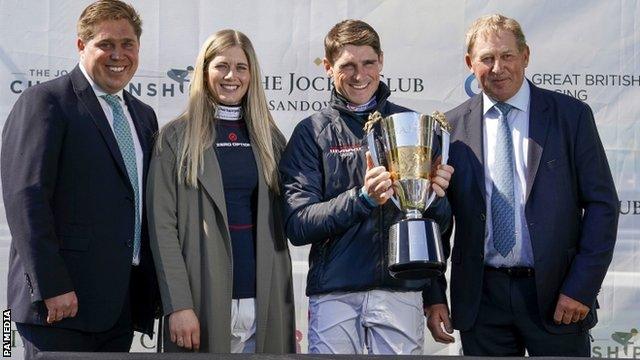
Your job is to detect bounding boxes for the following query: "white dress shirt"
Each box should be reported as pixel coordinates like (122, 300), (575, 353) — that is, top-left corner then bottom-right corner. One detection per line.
(482, 81), (534, 267)
(79, 63), (144, 264)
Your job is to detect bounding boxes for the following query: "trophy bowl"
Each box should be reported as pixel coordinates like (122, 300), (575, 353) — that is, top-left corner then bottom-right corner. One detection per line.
(366, 111), (450, 279)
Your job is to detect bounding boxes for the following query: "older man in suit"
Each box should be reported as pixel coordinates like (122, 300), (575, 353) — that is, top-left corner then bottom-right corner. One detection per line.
(424, 14), (618, 356)
(1, 1), (159, 358)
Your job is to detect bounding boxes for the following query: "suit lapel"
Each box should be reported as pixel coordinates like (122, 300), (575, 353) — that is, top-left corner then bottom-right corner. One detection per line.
(525, 83), (550, 202)
(71, 66), (130, 187)
(463, 94), (486, 201)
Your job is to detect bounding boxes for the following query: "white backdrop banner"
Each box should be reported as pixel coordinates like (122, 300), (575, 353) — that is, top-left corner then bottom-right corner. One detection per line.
(0, 1), (638, 358)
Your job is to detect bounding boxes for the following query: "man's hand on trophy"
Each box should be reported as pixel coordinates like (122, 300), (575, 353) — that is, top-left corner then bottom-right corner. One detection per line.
(431, 155), (454, 197)
(365, 151), (394, 205)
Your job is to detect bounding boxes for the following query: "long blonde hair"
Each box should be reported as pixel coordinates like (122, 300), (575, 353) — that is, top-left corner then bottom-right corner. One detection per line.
(158, 29), (284, 193)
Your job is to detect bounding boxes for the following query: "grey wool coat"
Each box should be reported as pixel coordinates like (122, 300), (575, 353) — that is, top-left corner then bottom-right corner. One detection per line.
(147, 120), (296, 353)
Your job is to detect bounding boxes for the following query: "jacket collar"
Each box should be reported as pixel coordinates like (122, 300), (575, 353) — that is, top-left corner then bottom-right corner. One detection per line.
(525, 80), (550, 202)
(71, 65), (131, 190)
(464, 79), (549, 204)
(330, 82), (392, 119)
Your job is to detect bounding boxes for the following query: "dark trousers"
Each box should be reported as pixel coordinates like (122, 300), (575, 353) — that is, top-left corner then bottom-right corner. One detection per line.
(16, 295), (133, 360)
(460, 268), (590, 357)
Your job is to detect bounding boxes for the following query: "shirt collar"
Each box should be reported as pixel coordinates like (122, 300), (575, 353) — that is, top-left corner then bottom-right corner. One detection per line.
(346, 97), (377, 113)
(79, 62), (125, 101)
(214, 105), (243, 121)
(482, 79), (530, 116)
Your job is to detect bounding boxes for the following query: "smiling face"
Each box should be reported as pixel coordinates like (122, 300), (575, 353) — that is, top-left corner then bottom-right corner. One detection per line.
(466, 30), (529, 102)
(324, 44), (383, 106)
(206, 45), (250, 106)
(77, 18), (139, 94)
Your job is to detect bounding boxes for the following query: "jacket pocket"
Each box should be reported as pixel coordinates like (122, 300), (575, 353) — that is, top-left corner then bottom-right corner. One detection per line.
(545, 158), (567, 170)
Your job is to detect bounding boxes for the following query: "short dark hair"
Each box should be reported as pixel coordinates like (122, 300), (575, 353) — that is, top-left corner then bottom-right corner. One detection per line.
(324, 19), (382, 64)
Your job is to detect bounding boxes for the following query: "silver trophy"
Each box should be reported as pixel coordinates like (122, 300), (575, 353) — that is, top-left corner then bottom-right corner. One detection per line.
(366, 111), (450, 279)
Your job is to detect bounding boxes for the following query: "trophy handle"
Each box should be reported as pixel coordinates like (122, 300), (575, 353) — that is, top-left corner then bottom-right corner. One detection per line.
(366, 131), (402, 211)
(425, 126), (450, 208)
(367, 131), (380, 167)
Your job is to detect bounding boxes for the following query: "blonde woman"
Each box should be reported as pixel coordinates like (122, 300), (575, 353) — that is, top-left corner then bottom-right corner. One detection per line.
(147, 29), (295, 353)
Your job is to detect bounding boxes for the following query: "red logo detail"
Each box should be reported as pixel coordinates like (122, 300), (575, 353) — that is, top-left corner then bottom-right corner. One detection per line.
(228, 132), (238, 142)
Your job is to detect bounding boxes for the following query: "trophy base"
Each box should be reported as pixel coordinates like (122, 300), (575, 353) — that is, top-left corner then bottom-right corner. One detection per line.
(389, 261), (445, 280)
(388, 218), (446, 279)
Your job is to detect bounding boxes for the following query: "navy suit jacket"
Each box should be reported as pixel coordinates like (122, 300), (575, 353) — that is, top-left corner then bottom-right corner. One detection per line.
(426, 81), (619, 334)
(2, 66), (160, 335)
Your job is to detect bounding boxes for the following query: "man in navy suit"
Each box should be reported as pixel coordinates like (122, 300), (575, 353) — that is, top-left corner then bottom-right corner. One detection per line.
(1, 1), (159, 358)
(424, 14), (618, 356)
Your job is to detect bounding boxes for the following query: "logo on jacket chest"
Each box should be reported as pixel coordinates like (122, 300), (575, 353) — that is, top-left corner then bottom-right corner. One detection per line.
(329, 144), (362, 155)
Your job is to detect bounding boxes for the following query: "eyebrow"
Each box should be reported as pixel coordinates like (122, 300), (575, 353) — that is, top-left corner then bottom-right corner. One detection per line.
(96, 37), (137, 44)
(339, 58), (378, 67)
(477, 48), (514, 58)
(211, 60), (249, 67)
(338, 61), (356, 69)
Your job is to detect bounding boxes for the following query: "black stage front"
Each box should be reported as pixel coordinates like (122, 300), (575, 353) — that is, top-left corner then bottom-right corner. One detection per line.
(34, 353), (591, 360)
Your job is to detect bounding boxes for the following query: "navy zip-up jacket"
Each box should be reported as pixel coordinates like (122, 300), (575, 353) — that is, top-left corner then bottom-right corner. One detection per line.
(280, 83), (451, 296)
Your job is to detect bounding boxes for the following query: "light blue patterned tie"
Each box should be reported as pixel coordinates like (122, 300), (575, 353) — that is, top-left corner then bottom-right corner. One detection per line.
(101, 94), (141, 264)
(491, 102), (515, 257)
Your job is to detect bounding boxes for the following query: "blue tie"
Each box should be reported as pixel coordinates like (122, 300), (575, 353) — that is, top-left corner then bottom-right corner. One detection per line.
(491, 102), (515, 257)
(101, 94), (141, 264)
